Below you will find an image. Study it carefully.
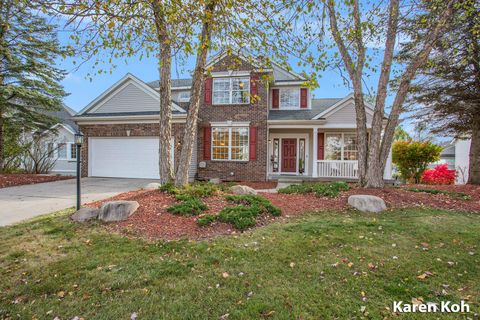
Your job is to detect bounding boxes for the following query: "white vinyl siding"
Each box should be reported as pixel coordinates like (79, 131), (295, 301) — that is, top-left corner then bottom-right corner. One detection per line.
(326, 102), (373, 124)
(92, 83), (159, 114)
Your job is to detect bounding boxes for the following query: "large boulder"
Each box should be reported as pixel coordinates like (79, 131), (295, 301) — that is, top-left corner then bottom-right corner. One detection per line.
(348, 195), (387, 213)
(71, 208), (99, 222)
(98, 201), (139, 222)
(230, 185), (257, 195)
(144, 182), (162, 190)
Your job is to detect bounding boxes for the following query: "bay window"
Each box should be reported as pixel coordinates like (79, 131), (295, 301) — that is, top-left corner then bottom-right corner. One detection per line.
(213, 77), (250, 105)
(212, 127), (249, 161)
(280, 88), (299, 108)
(325, 133), (358, 160)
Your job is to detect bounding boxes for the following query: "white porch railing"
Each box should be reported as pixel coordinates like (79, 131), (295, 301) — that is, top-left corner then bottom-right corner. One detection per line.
(316, 160), (358, 178)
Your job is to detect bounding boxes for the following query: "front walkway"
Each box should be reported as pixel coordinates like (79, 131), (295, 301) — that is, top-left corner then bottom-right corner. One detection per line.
(0, 177), (155, 226)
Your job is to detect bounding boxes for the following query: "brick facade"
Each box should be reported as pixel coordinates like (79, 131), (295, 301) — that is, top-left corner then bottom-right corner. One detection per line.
(78, 54), (272, 182)
(78, 123), (185, 177)
(196, 55), (270, 182)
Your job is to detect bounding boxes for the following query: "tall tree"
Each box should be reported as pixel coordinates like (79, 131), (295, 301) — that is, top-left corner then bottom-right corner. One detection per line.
(56, 0), (195, 184)
(323, 0), (457, 187)
(403, 0), (480, 184)
(175, 0), (216, 186)
(0, 0), (66, 172)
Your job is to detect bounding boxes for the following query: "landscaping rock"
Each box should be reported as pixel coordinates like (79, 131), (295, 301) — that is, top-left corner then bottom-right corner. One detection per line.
(348, 195), (387, 213)
(98, 201), (139, 222)
(144, 182), (162, 190)
(209, 178), (221, 184)
(230, 185), (257, 195)
(71, 208), (99, 222)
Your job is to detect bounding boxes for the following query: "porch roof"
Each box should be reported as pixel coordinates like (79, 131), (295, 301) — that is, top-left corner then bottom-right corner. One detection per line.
(268, 98), (342, 121)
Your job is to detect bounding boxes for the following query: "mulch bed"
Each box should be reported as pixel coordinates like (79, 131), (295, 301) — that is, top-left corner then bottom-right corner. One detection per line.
(86, 184), (480, 241)
(0, 174), (73, 189)
(232, 181), (278, 190)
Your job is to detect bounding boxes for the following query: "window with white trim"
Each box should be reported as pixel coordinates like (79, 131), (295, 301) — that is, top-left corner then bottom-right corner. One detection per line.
(70, 143), (77, 160)
(178, 91), (190, 102)
(213, 77), (250, 105)
(212, 127), (249, 161)
(280, 88), (299, 108)
(325, 133), (358, 161)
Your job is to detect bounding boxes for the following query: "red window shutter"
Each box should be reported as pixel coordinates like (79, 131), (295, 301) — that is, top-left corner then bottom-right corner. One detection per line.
(204, 77), (213, 105)
(203, 126), (211, 160)
(249, 126), (257, 161)
(300, 88), (308, 108)
(317, 132), (324, 160)
(272, 89), (279, 109)
(250, 76), (258, 103)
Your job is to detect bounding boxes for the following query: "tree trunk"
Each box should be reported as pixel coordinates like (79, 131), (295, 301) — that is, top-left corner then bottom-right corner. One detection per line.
(0, 113), (4, 173)
(152, 1), (174, 184)
(468, 115), (480, 184)
(175, 1), (215, 187)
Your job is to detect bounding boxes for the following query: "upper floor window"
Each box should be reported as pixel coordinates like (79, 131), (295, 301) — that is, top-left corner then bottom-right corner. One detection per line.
(178, 91), (190, 102)
(213, 77), (250, 105)
(280, 88), (299, 108)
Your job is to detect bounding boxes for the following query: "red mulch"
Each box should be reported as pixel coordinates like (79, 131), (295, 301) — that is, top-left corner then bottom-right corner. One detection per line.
(86, 184), (480, 241)
(0, 174), (73, 189)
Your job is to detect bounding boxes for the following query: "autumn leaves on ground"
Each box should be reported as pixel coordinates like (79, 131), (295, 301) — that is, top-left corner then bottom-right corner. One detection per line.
(0, 200), (479, 318)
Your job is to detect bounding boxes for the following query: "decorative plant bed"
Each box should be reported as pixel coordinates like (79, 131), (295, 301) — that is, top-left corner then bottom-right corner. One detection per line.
(0, 174), (73, 189)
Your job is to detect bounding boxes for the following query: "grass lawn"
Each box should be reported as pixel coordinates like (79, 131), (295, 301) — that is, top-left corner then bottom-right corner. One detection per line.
(0, 208), (479, 319)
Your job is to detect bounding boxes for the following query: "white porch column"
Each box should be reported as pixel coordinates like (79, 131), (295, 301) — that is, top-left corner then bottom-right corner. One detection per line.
(383, 146), (393, 180)
(312, 128), (318, 177)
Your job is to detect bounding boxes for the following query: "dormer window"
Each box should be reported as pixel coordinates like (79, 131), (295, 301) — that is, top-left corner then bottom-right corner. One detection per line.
(280, 88), (300, 109)
(213, 77), (250, 105)
(178, 91), (190, 102)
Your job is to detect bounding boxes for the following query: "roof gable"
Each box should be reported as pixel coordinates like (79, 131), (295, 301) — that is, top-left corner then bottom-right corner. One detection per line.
(312, 94), (374, 120)
(78, 74), (185, 116)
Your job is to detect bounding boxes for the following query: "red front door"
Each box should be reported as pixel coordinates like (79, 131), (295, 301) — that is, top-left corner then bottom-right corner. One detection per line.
(281, 139), (297, 173)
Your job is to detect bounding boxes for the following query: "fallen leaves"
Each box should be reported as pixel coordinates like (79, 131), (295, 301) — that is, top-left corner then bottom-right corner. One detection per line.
(417, 271), (433, 280)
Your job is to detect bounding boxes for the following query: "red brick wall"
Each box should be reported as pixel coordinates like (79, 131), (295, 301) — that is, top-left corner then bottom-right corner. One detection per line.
(78, 123), (185, 177)
(196, 54), (270, 182)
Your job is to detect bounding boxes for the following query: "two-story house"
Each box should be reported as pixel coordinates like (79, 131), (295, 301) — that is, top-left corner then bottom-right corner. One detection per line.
(74, 53), (393, 182)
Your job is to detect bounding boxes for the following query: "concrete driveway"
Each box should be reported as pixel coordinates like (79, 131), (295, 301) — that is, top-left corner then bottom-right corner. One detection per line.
(0, 177), (156, 226)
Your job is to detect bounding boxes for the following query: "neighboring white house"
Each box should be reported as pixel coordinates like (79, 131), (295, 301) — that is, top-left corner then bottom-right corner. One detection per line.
(436, 138), (472, 184)
(45, 105), (79, 176)
(454, 139), (471, 185)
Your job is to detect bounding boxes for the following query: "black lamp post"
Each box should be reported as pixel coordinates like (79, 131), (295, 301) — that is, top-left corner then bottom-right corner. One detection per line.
(74, 133), (84, 210)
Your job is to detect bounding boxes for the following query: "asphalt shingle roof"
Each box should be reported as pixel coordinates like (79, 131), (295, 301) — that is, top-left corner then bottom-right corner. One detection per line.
(268, 98), (342, 120)
(147, 79), (192, 88)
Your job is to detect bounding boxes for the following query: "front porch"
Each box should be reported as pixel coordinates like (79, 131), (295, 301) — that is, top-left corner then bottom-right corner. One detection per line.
(267, 128), (392, 181)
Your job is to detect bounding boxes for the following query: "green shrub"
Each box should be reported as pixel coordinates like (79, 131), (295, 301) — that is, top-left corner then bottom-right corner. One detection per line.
(159, 182), (178, 194)
(167, 197), (208, 216)
(407, 187), (471, 200)
(197, 214), (217, 227)
(278, 181), (350, 198)
(217, 205), (260, 230)
(181, 182), (219, 197)
(225, 195), (281, 216)
(197, 195), (281, 229)
(392, 140), (442, 183)
(160, 182), (220, 198)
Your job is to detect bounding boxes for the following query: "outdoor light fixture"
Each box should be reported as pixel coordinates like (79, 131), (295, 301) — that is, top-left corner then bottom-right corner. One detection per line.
(74, 133), (84, 210)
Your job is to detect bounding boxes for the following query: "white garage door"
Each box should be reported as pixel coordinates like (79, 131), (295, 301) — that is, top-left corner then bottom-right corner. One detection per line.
(89, 137), (162, 179)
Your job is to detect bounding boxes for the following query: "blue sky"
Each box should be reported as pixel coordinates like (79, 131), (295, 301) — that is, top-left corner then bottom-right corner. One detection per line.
(57, 34), (413, 133)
